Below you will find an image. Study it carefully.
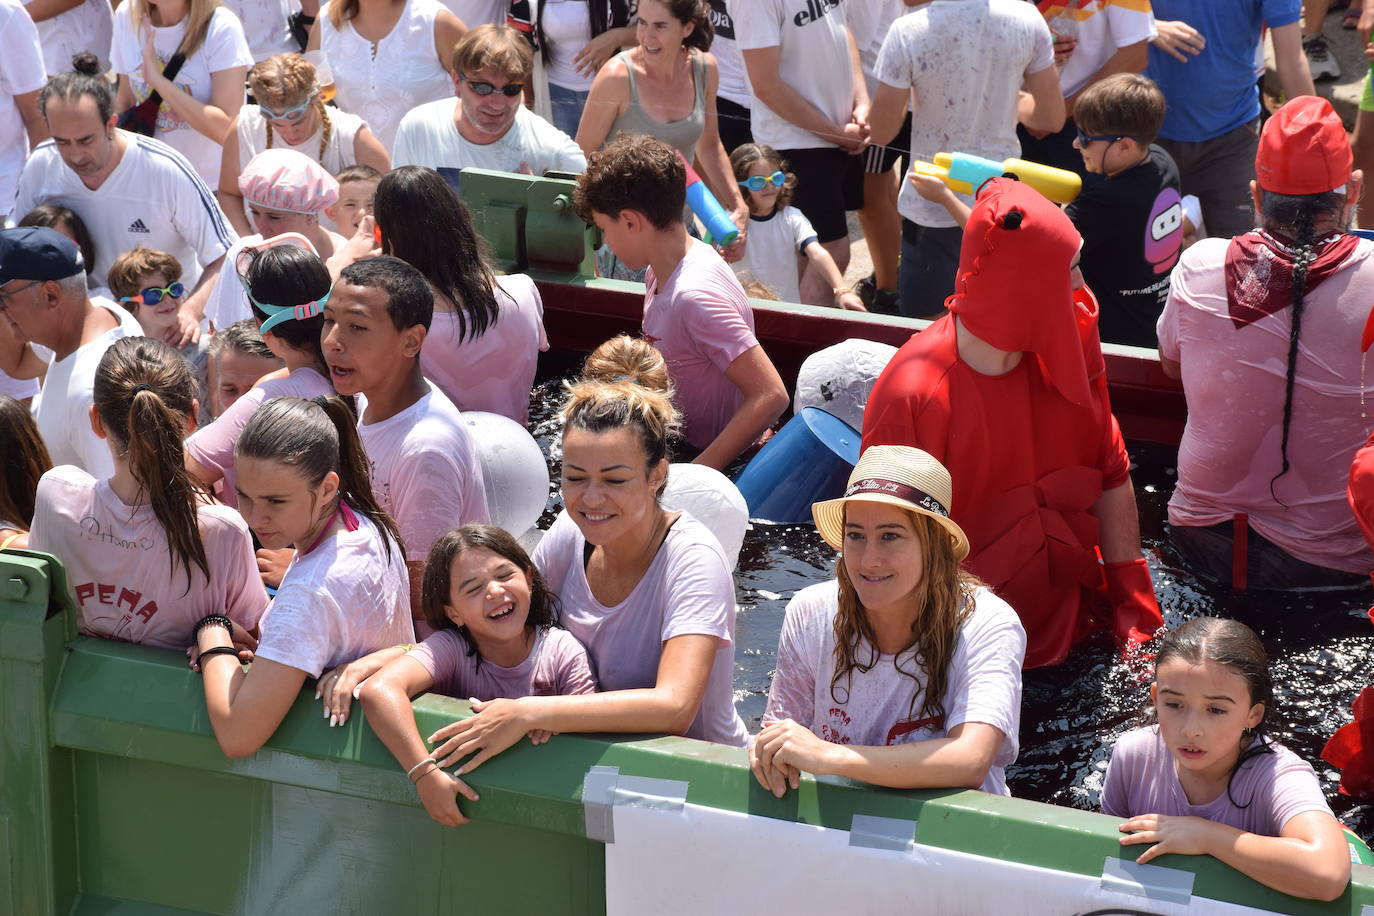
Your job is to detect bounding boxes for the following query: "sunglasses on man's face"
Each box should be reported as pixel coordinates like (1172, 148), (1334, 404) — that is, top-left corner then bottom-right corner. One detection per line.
(738, 170), (786, 191)
(259, 91), (317, 123)
(120, 281), (185, 307)
(461, 75), (525, 97)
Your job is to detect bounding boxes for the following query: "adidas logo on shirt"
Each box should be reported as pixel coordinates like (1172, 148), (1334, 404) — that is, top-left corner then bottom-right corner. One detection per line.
(128, 219), (150, 234)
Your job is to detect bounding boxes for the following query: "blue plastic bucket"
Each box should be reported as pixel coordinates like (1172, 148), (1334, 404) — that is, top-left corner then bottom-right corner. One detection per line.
(734, 407), (861, 524)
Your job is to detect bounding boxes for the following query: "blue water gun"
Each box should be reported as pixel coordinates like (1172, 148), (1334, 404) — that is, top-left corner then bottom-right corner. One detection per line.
(678, 152), (739, 246)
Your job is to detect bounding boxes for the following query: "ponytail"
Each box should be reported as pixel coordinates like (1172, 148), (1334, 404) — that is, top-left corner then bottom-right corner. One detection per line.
(236, 396), (403, 560)
(93, 337), (211, 589)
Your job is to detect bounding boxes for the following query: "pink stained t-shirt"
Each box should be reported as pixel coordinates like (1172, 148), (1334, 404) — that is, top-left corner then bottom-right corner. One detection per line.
(1101, 725), (1334, 837)
(762, 580), (1025, 795)
(643, 239), (761, 450)
(28, 465), (268, 650)
(407, 625), (597, 700)
(419, 273), (549, 426)
(1158, 236), (1374, 573)
(254, 508), (415, 678)
(184, 366), (334, 509)
(356, 382), (489, 563)
(532, 509), (748, 746)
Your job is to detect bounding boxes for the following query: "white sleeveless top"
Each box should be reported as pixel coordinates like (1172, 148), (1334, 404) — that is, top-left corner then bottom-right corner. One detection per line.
(319, 0), (453, 152)
(236, 104), (367, 173)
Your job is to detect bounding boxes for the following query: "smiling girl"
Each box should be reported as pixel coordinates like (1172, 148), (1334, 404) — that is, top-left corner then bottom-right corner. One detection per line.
(751, 446), (1026, 797)
(1102, 617), (1351, 901)
(193, 395), (412, 758)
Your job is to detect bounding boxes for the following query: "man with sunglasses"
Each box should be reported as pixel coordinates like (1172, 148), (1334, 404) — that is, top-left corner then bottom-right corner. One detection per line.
(393, 24), (586, 190)
(0, 227), (143, 477)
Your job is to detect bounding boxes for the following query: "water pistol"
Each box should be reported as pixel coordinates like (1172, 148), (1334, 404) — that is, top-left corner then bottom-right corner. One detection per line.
(911, 152), (1082, 204)
(678, 151), (740, 246)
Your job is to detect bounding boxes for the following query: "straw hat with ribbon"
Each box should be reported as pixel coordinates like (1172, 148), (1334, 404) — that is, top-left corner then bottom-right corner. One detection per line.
(812, 445), (970, 561)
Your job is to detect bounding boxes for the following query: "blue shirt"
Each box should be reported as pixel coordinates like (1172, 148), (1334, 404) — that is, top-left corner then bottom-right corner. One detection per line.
(1146, 0), (1300, 143)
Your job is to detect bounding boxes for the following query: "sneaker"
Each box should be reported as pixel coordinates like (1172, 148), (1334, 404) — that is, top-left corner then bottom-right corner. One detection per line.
(872, 286), (901, 316)
(855, 273), (878, 310)
(1304, 34), (1341, 81)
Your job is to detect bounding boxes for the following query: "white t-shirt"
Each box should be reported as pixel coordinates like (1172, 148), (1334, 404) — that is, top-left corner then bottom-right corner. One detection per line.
(221, 0), (298, 61)
(533, 510), (749, 746)
(32, 302), (144, 478)
(255, 507), (415, 677)
(730, 205), (816, 304)
(23, 0), (112, 77)
(393, 99), (587, 187)
(438, 0), (504, 27)
(876, 0), (1054, 228)
(541, 0), (595, 91)
(0, 370), (39, 401)
(0, 0), (47, 221)
(14, 132), (238, 290)
(356, 383), (489, 563)
(110, 4), (254, 186)
(763, 580), (1026, 795)
(420, 273), (548, 426)
(1055, 0), (1156, 99)
(319, 0), (453, 151)
(733, 0), (855, 151)
(29, 464), (268, 650)
(709, 0), (751, 109)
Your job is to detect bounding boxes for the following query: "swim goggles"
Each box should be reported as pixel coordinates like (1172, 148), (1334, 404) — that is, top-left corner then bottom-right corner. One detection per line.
(259, 88), (318, 124)
(737, 170), (786, 191)
(1074, 129), (1128, 146)
(460, 75), (525, 97)
(119, 281), (185, 306)
(234, 234), (329, 334)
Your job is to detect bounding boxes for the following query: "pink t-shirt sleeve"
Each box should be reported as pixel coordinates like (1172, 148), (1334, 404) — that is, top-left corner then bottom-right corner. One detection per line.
(206, 508), (270, 634)
(761, 587), (821, 729)
(547, 627), (598, 695)
(1100, 727), (1151, 817)
(1266, 750), (1335, 834)
(185, 385), (268, 481)
(408, 629), (468, 697)
(659, 538), (734, 645)
(532, 512), (577, 595)
(255, 585), (346, 678)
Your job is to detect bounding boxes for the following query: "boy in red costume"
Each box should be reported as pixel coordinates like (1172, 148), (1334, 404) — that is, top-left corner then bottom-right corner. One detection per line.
(862, 177), (1162, 668)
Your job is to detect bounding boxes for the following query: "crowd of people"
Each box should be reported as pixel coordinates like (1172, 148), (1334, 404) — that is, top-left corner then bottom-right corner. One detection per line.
(1, 0), (1371, 902)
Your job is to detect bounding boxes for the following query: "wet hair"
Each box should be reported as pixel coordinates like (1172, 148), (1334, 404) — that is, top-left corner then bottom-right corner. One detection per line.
(574, 134), (685, 231)
(452, 24), (534, 84)
(208, 318), (279, 362)
(107, 247), (183, 307)
(639, 0), (713, 52)
(561, 346), (680, 485)
(236, 396), (402, 559)
(335, 163), (382, 185)
(93, 337), (212, 588)
(729, 142), (796, 213)
(1258, 189), (1347, 503)
(579, 334), (670, 392)
(420, 524), (561, 667)
(249, 53), (332, 159)
(39, 52), (116, 123)
(0, 395), (53, 533)
(373, 167), (498, 342)
(130, 0), (218, 58)
(18, 204), (97, 275)
(1153, 617), (1275, 808)
(831, 508), (982, 725)
(1072, 73), (1166, 145)
(238, 244), (329, 368)
(337, 255), (435, 333)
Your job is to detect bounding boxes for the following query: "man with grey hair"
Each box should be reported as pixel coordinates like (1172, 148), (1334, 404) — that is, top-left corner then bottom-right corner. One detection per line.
(0, 226), (142, 475)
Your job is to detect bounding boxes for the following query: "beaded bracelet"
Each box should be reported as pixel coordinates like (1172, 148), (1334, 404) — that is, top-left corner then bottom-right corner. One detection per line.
(197, 646), (240, 670)
(194, 614), (234, 639)
(407, 756), (439, 782)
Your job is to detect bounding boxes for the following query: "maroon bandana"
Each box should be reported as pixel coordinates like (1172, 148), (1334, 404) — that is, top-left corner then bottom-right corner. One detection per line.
(1223, 229), (1359, 329)
(845, 478), (949, 518)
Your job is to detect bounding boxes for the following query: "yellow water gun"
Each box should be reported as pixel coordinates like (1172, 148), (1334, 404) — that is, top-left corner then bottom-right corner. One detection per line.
(911, 152), (1082, 204)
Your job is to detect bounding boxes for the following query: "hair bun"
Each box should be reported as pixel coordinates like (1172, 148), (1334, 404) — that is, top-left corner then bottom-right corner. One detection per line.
(581, 334), (672, 394)
(71, 52), (102, 76)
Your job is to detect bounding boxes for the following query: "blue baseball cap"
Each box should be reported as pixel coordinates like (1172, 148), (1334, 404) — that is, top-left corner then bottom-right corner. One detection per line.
(0, 226), (85, 285)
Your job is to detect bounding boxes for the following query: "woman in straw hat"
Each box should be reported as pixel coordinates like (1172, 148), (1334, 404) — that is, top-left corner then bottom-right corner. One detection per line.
(751, 446), (1027, 796)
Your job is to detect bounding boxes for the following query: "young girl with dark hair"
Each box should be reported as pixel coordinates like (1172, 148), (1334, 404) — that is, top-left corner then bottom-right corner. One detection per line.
(194, 395), (412, 758)
(1103, 616), (1350, 901)
(0, 395), (54, 550)
(28, 336), (268, 649)
(372, 166), (547, 425)
(186, 238), (334, 508)
(751, 446), (1026, 797)
(329, 525), (596, 826)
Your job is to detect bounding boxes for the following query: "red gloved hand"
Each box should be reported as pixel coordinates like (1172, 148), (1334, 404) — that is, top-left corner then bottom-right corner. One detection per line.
(1322, 686), (1374, 798)
(1103, 557), (1163, 646)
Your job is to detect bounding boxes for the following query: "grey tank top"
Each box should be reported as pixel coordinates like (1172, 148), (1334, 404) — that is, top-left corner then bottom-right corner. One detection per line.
(607, 48), (706, 160)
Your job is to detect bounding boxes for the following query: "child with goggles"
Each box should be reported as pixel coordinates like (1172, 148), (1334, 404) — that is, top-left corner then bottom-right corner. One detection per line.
(727, 143), (865, 310)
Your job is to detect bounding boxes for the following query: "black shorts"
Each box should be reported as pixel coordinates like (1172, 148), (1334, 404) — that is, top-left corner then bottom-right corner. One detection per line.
(863, 111), (913, 174)
(716, 97), (754, 159)
(777, 146), (864, 243)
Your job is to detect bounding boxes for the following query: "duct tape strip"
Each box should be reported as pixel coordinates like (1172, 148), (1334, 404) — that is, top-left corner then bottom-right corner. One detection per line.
(1100, 856), (1194, 906)
(1361, 906), (1374, 916)
(848, 814), (916, 854)
(581, 766), (690, 844)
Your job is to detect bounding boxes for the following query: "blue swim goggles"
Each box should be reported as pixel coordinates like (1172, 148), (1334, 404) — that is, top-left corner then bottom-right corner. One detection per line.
(234, 236), (330, 334)
(737, 170), (786, 191)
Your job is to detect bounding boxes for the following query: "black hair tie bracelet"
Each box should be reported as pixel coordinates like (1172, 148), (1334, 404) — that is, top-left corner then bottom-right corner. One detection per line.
(196, 646), (240, 670)
(194, 614), (235, 638)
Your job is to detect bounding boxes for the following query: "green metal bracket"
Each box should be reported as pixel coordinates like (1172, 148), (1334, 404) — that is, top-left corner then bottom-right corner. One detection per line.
(458, 168), (598, 276)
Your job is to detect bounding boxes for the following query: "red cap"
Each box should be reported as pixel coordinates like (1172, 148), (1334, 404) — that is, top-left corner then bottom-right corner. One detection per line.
(1255, 96), (1352, 195)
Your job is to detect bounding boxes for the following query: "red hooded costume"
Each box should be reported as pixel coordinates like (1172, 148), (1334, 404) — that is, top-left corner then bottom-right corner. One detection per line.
(863, 179), (1159, 668)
